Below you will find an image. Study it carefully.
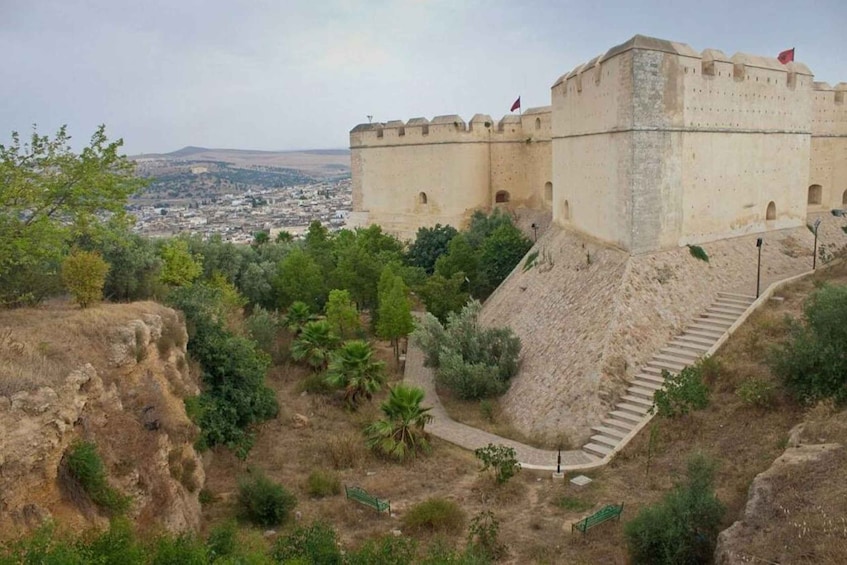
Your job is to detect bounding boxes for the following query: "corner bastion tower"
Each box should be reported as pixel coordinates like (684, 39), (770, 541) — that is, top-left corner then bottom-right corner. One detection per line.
(349, 35), (847, 450)
(349, 35), (846, 252)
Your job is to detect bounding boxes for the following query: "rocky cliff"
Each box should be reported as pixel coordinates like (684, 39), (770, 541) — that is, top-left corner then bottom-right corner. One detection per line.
(0, 302), (204, 540)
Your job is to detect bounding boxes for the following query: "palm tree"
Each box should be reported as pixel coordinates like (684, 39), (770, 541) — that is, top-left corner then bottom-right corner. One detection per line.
(290, 320), (339, 371)
(283, 301), (315, 336)
(365, 384), (433, 461)
(325, 340), (386, 409)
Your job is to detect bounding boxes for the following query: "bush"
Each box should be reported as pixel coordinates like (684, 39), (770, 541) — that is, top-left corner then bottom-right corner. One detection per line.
(306, 470), (341, 498)
(346, 535), (417, 565)
(467, 510), (505, 561)
(737, 378), (777, 408)
(625, 453), (725, 564)
(474, 444), (521, 485)
(64, 441), (131, 514)
(61, 249), (110, 308)
(271, 522), (342, 565)
(770, 284), (847, 403)
(687, 245), (709, 263)
(651, 362), (710, 418)
(324, 431), (367, 470)
(149, 534), (209, 565)
(245, 306), (279, 358)
(237, 470), (296, 527)
(402, 498), (466, 534)
(413, 301), (521, 400)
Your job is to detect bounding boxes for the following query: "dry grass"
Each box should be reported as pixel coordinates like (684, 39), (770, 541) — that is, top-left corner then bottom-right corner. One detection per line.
(0, 299), (172, 396)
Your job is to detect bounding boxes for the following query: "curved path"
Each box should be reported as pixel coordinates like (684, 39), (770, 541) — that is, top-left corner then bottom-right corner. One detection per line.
(403, 331), (594, 471)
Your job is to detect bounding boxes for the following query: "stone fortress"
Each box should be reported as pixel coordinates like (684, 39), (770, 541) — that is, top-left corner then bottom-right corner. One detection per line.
(349, 34), (846, 252)
(349, 35), (847, 448)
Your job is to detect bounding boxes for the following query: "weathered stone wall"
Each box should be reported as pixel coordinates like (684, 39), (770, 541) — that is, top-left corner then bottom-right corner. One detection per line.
(810, 82), (847, 210)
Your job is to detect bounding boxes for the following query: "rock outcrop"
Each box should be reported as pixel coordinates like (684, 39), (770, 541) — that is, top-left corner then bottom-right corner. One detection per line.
(0, 304), (204, 540)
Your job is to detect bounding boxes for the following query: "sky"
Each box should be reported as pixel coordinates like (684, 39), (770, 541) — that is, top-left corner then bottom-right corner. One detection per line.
(2, 0), (845, 154)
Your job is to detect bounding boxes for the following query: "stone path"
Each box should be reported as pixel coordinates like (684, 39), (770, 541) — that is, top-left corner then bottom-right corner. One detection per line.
(403, 321), (595, 471)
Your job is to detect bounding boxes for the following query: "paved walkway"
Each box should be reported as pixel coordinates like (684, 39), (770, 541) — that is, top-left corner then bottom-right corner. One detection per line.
(403, 327), (594, 471)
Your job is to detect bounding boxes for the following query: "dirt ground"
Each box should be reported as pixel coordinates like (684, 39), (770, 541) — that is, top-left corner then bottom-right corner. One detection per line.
(196, 262), (847, 564)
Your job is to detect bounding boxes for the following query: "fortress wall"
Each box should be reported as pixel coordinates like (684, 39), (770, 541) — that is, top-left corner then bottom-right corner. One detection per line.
(551, 47), (635, 249)
(489, 109), (552, 210)
(810, 83), (847, 209)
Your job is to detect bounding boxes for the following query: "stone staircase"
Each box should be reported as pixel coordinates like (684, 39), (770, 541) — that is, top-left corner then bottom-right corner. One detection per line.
(582, 291), (757, 459)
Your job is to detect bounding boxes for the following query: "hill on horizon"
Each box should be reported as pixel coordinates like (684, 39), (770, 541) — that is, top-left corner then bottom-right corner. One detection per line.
(132, 146), (350, 178)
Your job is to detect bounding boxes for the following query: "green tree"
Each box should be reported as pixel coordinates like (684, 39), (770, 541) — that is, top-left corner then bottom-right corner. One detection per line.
(625, 453), (725, 564)
(0, 125), (145, 306)
(290, 320), (339, 371)
(97, 229), (160, 301)
(276, 230), (293, 243)
(273, 248), (325, 310)
(324, 289), (361, 339)
(365, 384), (433, 461)
(159, 238), (203, 287)
(417, 271), (469, 322)
(479, 222), (532, 296)
(252, 231), (269, 246)
(61, 249), (110, 308)
(474, 444), (521, 485)
(283, 301), (315, 336)
(406, 224), (458, 274)
(376, 272), (415, 362)
(771, 283), (847, 403)
(325, 340), (386, 409)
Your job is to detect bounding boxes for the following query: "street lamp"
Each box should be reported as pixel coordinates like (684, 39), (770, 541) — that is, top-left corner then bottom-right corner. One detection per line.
(756, 237), (763, 298)
(531, 222), (538, 242)
(812, 218), (822, 270)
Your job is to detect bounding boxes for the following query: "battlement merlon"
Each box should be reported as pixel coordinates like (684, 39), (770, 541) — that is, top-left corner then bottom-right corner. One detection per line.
(349, 107), (552, 148)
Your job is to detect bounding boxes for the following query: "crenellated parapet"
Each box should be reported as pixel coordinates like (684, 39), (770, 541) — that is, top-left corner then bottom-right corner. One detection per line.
(811, 81), (847, 136)
(350, 107), (552, 148)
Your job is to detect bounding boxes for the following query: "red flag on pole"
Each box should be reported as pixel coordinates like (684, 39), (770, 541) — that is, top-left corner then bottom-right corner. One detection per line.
(510, 96), (521, 112)
(777, 48), (795, 64)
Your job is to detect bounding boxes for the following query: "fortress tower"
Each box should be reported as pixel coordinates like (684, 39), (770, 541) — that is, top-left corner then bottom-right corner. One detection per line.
(349, 35), (847, 250)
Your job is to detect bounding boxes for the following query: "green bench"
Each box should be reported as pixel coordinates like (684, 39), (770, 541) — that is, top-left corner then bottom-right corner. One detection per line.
(345, 485), (390, 514)
(571, 503), (624, 534)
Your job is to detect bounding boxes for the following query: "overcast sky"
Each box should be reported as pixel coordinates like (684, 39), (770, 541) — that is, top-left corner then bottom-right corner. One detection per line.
(2, 0), (845, 154)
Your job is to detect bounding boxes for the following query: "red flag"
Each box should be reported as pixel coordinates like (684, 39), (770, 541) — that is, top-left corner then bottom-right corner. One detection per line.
(510, 96), (521, 112)
(777, 48), (795, 64)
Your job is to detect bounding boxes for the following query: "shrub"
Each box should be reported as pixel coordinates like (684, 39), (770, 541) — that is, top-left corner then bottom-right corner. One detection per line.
(402, 498), (466, 534)
(206, 521), (238, 561)
(737, 378), (777, 408)
(346, 535), (418, 565)
(149, 534), (209, 565)
(770, 284), (847, 403)
(64, 440), (131, 514)
(651, 362), (710, 418)
(474, 444), (521, 485)
(687, 244), (709, 263)
(237, 470), (297, 527)
(245, 306), (279, 358)
(61, 249), (110, 308)
(467, 510), (506, 561)
(271, 522), (342, 565)
(306, 470), (341, 498)
(625, 453), (725, 564)
(324, 431), (367, 470)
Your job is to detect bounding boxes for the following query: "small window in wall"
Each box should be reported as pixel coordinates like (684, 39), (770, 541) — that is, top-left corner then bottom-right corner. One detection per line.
(398, 127), (405, 136)
(376, 129), (384, 138)
(535, 117), (541, 130)
(808, 184), (822, 205)
(842, 188), (847, 206)
(418, 192), (428, 205)
(421, 125), (429, 136)
(766, 201), (776, 220)
(495, 190), (510, 203)
(563, 200), (571, 220)
(544, 181), (553, 202)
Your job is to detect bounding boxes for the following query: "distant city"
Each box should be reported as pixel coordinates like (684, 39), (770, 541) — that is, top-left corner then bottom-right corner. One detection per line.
(129, 146), (352, 243)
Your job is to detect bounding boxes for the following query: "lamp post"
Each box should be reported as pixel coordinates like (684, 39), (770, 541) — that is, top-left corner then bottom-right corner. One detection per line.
(756, 237), (763, 298)
(812, 218), (822, 270)
(531, 223), (538, 242)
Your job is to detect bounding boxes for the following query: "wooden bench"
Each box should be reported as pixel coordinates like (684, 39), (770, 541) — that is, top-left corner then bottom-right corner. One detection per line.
(344, 485), (390, 514)
(571, 503), (624, 534)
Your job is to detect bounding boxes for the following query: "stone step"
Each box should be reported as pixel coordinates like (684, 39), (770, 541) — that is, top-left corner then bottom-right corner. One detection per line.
(609, 410), (644, 424)
(602, 418), (635, 433)
(632, 381), (663, 394)
(582, 451), (602, 463)
(647, 360), (687, 373)
(621, 394), (654, 408)
(627, 386), (658, 400)
(715, 299), (753, 310)
(709, 302), (747, 313)
(718, 291), (756, 302)
(684, 327), (725, 339)
(692, 318), (732, 330)
(653, 354), (694, 369)
(617, 402), (651, 416)
(659, 347), (701, 361)
(590, 434), (619, 448)
(699, 312), (737, 323)
(591, 425), (629, 440)
(673, 334), (714, 347)
(707, 306), (745, 318)
(668, 339), (711, 353)
(635, 372), (667, 385)
(583, 442), (613, 458)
